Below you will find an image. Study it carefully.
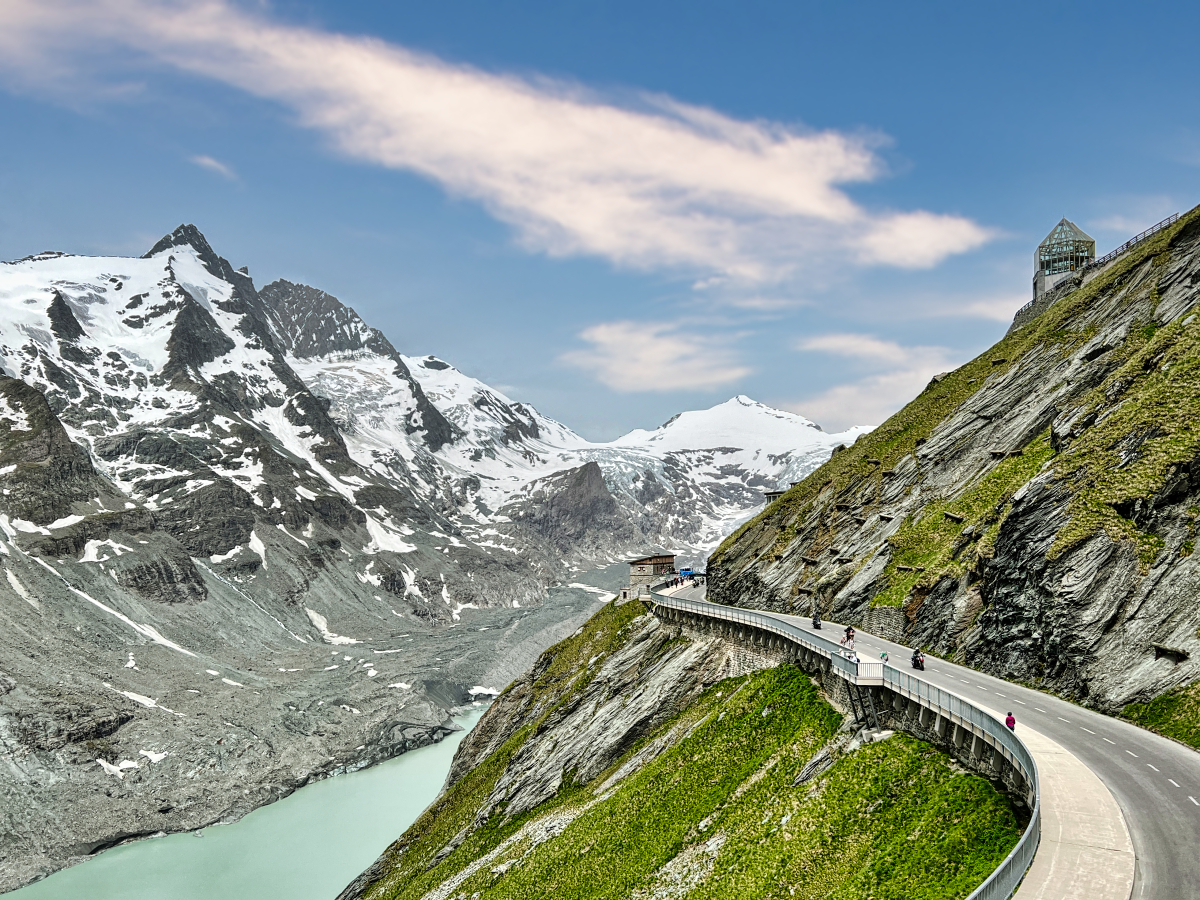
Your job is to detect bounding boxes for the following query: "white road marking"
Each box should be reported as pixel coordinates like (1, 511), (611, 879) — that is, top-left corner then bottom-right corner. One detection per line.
(1169, 779), (1180, 787)
(1015, 700), (1026, 705)
(995, 692), (1007, 697)
(1148, 764), (1160, 772)
(1103, 738), (1116, 745)
(1057, 717), (1071, 722)
(1035, 707), (1046, 712)
(1126, 751), (1139, 758)
(1190, 796), (1199, 806)
(1080, 727), (1096, 734)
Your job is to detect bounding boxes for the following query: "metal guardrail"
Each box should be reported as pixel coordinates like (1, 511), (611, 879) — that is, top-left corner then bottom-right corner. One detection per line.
(648, 586), (1040, 900)
(883, 667), (1040, 900)
(1016, 210), (1181, 317)
(1092, 211), (1180, 268)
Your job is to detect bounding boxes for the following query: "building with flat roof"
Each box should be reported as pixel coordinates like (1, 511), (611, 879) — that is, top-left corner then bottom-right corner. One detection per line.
(1034, 218), (1095, 299)
(627, 553), (676, 596)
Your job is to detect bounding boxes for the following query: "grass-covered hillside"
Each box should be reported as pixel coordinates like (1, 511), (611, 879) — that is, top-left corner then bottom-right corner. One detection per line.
(341, 599), (1021, 900)
(1124, 679), (1200, 750)
(708, 206), (1200, 721)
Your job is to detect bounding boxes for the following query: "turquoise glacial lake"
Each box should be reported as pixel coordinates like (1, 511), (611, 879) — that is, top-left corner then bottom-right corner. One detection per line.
(8, 708), (484, 900)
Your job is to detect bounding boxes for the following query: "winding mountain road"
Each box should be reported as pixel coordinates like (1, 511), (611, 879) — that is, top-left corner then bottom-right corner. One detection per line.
(670, 583), (1200, 899)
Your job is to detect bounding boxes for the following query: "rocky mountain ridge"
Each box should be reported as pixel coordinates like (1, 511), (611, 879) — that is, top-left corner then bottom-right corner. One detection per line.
(709, 205), (1200, 717)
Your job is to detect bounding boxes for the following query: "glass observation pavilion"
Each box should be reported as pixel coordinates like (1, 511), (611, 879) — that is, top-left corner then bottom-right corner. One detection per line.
(1033, 218), (1096, 299)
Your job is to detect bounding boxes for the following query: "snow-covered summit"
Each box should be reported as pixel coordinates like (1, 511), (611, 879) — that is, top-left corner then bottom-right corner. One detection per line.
(612, 395), (864, 453)
(394, 360), (870, 556)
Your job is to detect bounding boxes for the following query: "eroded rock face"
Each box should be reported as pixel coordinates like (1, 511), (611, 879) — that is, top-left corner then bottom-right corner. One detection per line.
(447, 605), (786, 821)
(496, 462), (637, 564)
(709, 208), (1200, 713)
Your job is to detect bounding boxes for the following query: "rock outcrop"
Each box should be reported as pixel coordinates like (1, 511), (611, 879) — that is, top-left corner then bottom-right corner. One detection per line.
(709, 206), (1200, 713)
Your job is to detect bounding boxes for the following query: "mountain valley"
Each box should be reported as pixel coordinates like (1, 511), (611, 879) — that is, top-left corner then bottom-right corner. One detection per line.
(0, 226), (863, 890)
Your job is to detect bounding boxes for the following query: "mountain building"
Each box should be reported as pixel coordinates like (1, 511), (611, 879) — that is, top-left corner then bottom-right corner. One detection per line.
(1033, 217), (1096, 299)
(627, 553), (676, 595)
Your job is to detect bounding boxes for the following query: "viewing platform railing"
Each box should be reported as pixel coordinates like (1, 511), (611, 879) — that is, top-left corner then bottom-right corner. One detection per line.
(1016, 211), (1180, 318)
(648, 586), (1040, 900)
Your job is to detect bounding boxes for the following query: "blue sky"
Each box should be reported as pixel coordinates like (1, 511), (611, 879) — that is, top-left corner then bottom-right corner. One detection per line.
(1, 1), (1198, 438)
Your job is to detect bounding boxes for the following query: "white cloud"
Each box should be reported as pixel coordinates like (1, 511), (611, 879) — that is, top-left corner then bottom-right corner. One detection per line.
(0, 0), (992, 283)
(857, 210), (993, 269)
(189, 154), (236, 180)
(560, 321), (751, 392)
(954, 293), (1028, 322)
(907, 292), (1028, 323)
(789, 334), (961, 431)
(794, 333), (913, 366)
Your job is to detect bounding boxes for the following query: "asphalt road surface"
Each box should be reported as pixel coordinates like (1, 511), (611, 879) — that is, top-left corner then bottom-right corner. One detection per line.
(669, 583), (1200, 899)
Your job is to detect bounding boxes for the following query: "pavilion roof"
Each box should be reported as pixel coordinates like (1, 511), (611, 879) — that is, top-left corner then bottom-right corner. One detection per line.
(1039, 217), (1094, 247)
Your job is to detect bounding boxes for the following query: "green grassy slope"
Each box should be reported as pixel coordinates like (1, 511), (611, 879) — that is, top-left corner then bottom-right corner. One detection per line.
(355, 642), (1020, 900)
(1124, 679), (1200, 750)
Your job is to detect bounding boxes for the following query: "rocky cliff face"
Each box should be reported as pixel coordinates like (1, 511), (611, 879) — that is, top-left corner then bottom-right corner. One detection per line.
(710, 206), (1200, 713)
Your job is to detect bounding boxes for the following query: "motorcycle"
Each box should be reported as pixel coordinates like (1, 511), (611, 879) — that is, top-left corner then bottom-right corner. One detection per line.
(811, 614), (821, 629)
(911, 652), (925, 671)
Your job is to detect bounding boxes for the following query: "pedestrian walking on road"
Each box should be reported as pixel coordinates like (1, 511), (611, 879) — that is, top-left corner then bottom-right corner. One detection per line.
(880, 651), (889, 664)
(1005, 712), (1016, 731)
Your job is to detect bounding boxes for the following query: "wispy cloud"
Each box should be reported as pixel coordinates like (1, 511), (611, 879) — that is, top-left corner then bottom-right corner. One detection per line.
(561, 321), (751, 392)
(794, 333), (913, 366)
(189, 154), (236, 180)
(789, 333), (961, 430)
(911, 292), (1028, 323)
(0, 0), (992, 284)
(1087, 195), (1178, 237)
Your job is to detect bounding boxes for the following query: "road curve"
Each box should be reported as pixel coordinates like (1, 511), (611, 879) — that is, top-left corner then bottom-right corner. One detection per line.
(669, 584), (1200, 900)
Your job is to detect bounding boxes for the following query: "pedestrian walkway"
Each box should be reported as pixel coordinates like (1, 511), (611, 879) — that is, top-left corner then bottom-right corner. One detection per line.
(1010, 726), (1134, 900)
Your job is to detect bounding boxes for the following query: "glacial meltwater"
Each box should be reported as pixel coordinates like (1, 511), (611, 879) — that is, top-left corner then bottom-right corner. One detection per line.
(8, 708), (485, 900)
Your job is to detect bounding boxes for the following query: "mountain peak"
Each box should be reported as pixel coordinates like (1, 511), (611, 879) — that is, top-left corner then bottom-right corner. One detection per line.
(142, 223), (246, 287)
(143, 223), (215, 260)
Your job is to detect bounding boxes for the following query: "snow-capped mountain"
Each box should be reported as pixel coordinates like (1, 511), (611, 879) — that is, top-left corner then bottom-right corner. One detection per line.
(0, 225), (868, 888)
(402, 362), (869, 561)
(257, 276), (867, 563)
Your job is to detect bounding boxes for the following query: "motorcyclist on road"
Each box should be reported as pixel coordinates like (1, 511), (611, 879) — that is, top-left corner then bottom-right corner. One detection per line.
(911, 648), (925, 670)
(811, 611), (821, 629)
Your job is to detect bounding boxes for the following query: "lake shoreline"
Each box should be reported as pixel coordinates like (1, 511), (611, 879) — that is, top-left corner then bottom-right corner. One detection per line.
(5, 707), (488, 899)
